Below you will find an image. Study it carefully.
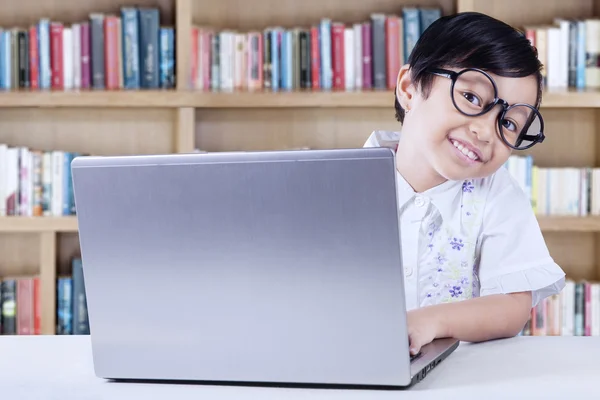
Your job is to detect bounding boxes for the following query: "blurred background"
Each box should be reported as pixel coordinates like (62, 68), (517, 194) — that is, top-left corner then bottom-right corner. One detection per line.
(0, 0), (597, 338)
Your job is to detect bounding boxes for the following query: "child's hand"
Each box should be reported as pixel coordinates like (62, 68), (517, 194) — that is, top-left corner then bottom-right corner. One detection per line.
(406, 307), (443, 356)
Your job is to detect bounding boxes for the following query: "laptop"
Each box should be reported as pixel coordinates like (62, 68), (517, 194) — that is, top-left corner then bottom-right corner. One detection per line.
(71, 147), (459, 389)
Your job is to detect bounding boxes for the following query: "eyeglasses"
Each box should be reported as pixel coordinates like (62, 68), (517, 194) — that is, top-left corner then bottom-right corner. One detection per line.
(426, 68), (545, 150)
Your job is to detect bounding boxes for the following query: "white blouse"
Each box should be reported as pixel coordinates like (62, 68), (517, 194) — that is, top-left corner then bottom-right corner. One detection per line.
(364, 130), (566, 311)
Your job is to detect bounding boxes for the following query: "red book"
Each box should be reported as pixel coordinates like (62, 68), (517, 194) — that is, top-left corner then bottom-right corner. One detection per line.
(310, 26), (320, 89)
(80, 22), (91, 89)
(385, 15), (400, 90)
(28, 25), (39, 89)
(202, 30), (212, 90)
(331, 22), (345, 90)
(50, 23), (64, 89)
(34, 277), (41, 335)
(104, 15), (120, 90)
(190, 27), (198, 88)
(17, 278), (34, 335)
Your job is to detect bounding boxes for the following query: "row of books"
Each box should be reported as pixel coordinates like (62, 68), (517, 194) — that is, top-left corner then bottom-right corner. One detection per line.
(524, 18), (600, 89)
(190, 7), (441, 92)
(504, 155), (600, 216)
(0, 258), (89, 335)
(0, 6), (174, 91)
(0, 144), (79, 217)
(521, 279), (600, 336)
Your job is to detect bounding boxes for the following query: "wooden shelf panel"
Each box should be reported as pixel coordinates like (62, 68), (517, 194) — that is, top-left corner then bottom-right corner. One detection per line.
(0, 90), (187, 108)
(0, 88), (595, 108)
(537, 216), (600, 232)
(0, 216), (598, 233)
(0, 217), (78, 233)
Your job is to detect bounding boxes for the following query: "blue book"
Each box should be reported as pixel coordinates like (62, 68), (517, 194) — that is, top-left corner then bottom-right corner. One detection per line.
(319, 19), (331, 90)
(403, 8), (421, 63)
(138, 8), (160, 88)
(271, 28), (281, 91)
(121, 7), (140, 89)
(159, 27), (175, 88)
(2, 30), (11, 89)
(57, 277), (73, 335)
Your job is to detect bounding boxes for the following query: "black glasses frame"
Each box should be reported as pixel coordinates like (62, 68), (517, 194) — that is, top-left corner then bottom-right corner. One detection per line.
(426, 67), (545, 150)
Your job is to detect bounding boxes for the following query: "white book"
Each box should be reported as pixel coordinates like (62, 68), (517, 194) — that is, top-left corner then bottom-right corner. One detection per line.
(5, 148), (18, 216)
(555, 19), (570, 88)
(546, 27), (562, 88)
(42, 152), (52, 216)
(353, 23), (362, 90)
(63, 27), (73, 89)
(0, 144), (6, 216)
(562, 280), (575, 336)
(72, 23), (81, 89)
(344, 28), (354, 91)
(52, 151), (63, 216)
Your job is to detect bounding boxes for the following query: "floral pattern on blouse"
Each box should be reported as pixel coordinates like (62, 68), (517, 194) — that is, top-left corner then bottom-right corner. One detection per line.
(417, 179), (486, 307)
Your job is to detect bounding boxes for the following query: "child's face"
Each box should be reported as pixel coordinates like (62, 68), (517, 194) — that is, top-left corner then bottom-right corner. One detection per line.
(396, 65), (539, 182)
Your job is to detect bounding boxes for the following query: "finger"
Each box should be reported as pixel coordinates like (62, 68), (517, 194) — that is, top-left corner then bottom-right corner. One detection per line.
(408, 334), (421, 356)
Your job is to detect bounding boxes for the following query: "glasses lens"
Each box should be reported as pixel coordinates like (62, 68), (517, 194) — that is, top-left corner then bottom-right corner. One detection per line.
(500, 105), (543, 149)
(452, 70), (497, 116)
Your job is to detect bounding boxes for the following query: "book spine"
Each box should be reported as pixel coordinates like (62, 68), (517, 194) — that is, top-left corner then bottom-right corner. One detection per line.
(38, 19), (51, 89)
(210, 33), (219, 91)
(331, 22), (345, 90)
(17, 278), (34, 335)
(80, 22), (91, 89)
(353, 23), (362, 89)
(90, 14), (105, 89)
(72, 23), (81, 89)
(371, 14), (386, 89)
(104, 15), (119, 89)
(28, 25), (39, 89)
(386, 15), (400, 89)
(50, 23), (63, 89)
(72, 258), (90, 334)
(343, 27), (354, 91)
(1, 279), (17, 335)
(319, 19), (331, 90)
(159, 26), (175, 88)
(18, 30), (29, 88)
(310, 26), (320, 89)
(139, 8), (160, 88)
(262, 29), (271, 90)
(56, 277), (73, 335)
(34, 277), (41, 335)
(402, 8), (421, 63)
(362, 22), (372, 89)
(299, 30), (310, 89)
(62, 27), (73, 90)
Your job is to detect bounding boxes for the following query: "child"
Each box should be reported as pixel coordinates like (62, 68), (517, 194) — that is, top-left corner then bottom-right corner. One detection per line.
(364, 12), (565, 355)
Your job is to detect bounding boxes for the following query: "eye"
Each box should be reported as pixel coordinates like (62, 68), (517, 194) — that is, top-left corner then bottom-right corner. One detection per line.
(462, 92), (481, 107)
(501, 119), (517, 132)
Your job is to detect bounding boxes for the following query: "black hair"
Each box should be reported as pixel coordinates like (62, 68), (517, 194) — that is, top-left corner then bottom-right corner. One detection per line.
(394, 12), (543, 123)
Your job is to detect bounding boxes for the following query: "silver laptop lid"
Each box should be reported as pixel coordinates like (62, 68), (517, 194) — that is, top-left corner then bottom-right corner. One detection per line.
(72, 148), (412, 387)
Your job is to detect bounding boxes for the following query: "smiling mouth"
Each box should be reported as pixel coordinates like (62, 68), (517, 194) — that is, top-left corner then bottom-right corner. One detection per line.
(450, 139), (482, 163)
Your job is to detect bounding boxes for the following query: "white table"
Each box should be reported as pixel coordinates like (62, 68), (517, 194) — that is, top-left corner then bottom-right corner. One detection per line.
(1, 335), (598, 399)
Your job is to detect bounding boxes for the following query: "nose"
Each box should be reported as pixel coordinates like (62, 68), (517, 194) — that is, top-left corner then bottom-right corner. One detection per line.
(468, 109), (499, 144)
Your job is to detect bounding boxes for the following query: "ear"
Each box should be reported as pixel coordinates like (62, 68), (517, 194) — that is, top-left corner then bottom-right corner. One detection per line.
(396, 64), (416, 112)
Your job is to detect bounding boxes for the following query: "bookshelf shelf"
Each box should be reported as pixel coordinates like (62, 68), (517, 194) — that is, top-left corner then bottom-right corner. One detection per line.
(537, 216), (600, 232)
(0, 215), (597, 234)
(0, 217), (78, 233)
(0, 87), (595, 109)
(0, 90), (185, 108)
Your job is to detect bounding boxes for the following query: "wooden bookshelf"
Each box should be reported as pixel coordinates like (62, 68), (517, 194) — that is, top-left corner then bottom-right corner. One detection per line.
(0, 88), (598, 109)
(0, 0), (599, 336)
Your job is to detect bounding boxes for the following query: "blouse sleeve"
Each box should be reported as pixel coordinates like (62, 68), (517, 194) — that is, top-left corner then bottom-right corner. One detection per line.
(477, 168), (566, 308)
